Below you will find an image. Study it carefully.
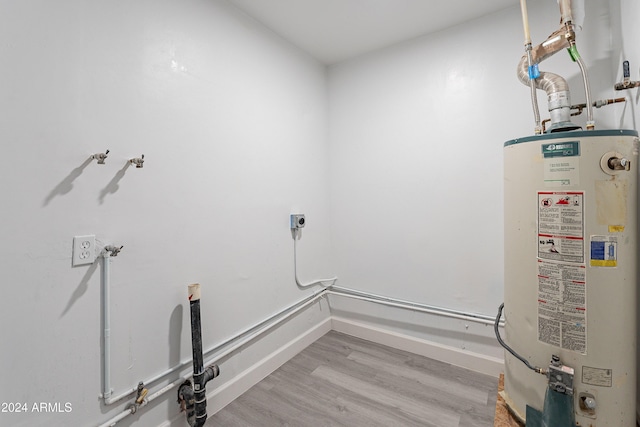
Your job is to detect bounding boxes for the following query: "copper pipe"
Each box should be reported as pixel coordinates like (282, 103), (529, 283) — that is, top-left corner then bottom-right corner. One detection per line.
(541, 98), (626, 132)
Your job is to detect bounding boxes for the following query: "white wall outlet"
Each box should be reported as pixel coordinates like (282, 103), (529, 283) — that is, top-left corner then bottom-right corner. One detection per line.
(73, 235), (96, 266)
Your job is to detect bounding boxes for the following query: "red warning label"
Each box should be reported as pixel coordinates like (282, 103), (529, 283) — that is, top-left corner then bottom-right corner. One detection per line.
(538, 192), (584, 264)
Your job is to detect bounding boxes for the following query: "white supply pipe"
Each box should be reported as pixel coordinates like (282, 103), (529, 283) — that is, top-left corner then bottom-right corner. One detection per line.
(568, 0), (585, 31)
(520, 0), (542, 133)
(293, 229), (337, 288)
(328, 287), (504, 327)
(97, 407), (130, 427)
(102, 251), (112, 401)
(207, 288), (328, 363)
(520, 0), (531, 44)
(97, 288), (330, 427)
(330, 292), (484, 323)
(558, 0), (573, 26)
(97, 376), (188, 427)
(102, 286), (333, 405)
(97, 285), (503, 426)
(558, 0), (585, 31)
(104, 386), (139, 406)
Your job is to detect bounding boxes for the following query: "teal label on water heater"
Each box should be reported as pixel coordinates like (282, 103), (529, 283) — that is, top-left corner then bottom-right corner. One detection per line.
(542, 141), (581, 186)
(542, 141), (580, 158)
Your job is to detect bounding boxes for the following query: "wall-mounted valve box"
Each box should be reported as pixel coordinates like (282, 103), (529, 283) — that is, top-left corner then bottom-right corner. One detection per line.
(290, 214), (305, 229)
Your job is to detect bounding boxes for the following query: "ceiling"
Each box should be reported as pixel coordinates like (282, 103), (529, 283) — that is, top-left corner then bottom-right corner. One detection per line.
(229, 0), (517, 64)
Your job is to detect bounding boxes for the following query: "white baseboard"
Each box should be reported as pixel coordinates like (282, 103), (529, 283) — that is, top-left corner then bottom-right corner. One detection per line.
(160, 312), (503, 427)
(161, 317), (332, 427)
(331, 316), (504, 378)
(206, 317), (332, 415)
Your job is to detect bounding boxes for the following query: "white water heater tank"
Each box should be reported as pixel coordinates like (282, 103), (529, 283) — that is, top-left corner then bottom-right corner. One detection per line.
(503, 129), (639, 426)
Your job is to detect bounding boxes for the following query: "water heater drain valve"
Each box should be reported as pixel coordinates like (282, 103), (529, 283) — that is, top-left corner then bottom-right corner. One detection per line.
(547, 355), (574, 396)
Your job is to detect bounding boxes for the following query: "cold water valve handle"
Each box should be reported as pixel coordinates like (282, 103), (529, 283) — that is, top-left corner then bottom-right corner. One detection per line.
(104, 245), (124, 257)
(624, 60), (631, 81)
(92, 150), (110, 164)
(135, 381), (148, 405)
(129, 154), (145, 168)
(615, 61), (640, 90)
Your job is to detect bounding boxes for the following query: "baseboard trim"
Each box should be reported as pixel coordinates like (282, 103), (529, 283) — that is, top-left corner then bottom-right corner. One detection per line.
(207, 317), (332, 414)
(161, 313), (503, 426)
(331, 316), (504, 377)
(161, 317), (332, 427)
(204, 314), (503, 415)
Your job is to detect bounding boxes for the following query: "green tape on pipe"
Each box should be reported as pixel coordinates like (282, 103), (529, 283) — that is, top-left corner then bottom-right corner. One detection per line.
(567, 45), (580, 62)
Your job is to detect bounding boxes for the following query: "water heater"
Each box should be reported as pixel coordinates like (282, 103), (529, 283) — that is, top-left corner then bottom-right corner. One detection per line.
(503, 129), (639, 425)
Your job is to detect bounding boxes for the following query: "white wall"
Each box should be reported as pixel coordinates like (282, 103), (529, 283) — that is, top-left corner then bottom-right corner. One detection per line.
(0, 1), (331, 426)
(326, 0), (622, 360)
(1, 0), (636, 426)
(611, 0), (640, 129)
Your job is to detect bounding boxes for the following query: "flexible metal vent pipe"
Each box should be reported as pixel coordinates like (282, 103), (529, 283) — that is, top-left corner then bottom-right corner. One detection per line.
(517, 0), (594, 132)
(516, 30), (577, 133)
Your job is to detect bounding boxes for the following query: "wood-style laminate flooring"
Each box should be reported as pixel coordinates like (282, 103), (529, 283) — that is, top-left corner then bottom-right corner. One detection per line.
(210, 331), (498, 426)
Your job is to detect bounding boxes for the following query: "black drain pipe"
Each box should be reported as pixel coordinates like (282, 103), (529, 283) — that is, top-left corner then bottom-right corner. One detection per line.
(178, 283), (220, 427)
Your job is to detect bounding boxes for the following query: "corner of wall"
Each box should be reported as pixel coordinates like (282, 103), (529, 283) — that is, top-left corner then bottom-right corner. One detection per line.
(331, 316), (504, 378)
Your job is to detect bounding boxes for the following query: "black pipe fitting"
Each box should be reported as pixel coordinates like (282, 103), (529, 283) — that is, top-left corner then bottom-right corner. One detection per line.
(184, 284), (220, 427)
(203, 364), (220, 385)
(177, 380), (196, 427)
(127, 403), (138, 415)
(190, 295), (207, 427)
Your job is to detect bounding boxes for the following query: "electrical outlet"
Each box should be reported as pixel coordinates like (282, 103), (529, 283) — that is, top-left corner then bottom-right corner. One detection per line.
(73, 235), (96, 266)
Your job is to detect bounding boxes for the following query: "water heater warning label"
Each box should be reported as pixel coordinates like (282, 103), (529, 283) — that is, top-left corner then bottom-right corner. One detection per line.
(538, 192), (585, 263)
(538, 260), (587, 354)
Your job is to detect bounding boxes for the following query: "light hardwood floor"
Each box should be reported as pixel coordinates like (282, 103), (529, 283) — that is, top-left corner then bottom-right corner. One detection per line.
(210, 331), (498, 426)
